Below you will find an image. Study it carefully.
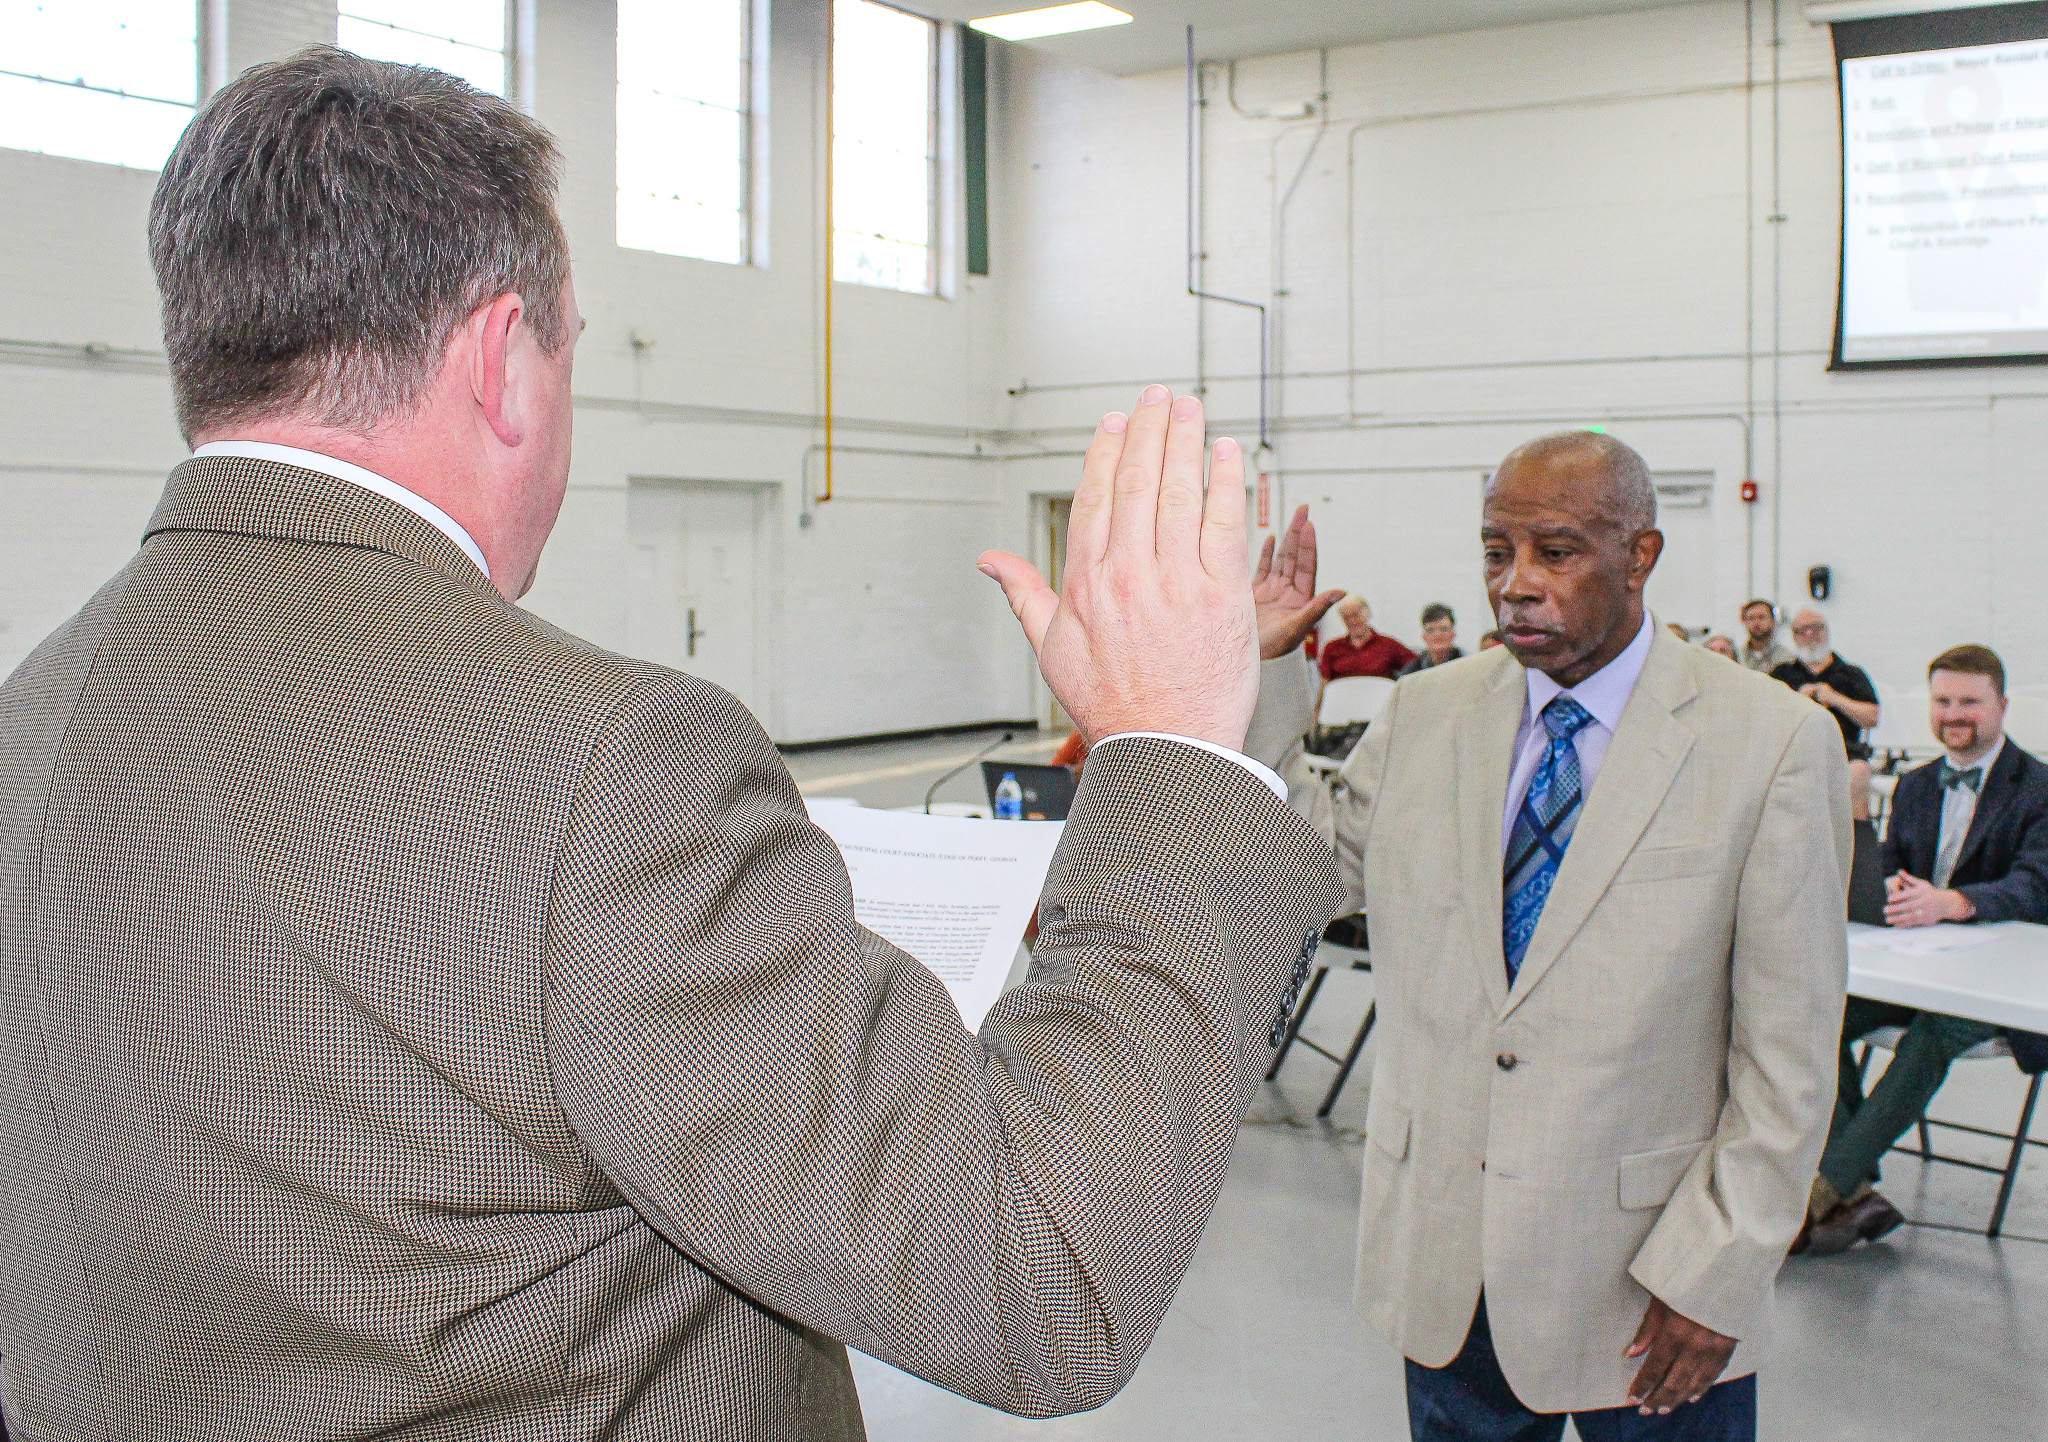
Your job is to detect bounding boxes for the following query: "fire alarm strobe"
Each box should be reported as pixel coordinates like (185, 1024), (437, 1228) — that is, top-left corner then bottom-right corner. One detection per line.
(1739, 480), (1759, 504)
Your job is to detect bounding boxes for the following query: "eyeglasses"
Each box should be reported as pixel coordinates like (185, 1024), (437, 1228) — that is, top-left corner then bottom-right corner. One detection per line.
(1791, 624), (1828, 638)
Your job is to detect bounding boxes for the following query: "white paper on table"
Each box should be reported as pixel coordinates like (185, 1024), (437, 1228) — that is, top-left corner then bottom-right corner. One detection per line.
(1849, 923), (2003, 957)
(806, 803), (1064, 1029)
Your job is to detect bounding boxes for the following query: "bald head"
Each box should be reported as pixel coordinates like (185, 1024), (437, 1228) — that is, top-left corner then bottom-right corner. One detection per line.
(1481, 430), (1664, 688)
(1487, 431), (1655, 536)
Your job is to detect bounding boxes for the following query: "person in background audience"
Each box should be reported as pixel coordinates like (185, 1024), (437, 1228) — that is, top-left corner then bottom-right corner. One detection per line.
(1772, 611), (1879, 822)
(1704, 635), (1739, 661)
(1321, 595), (1417, 681)
(1772, 611), (1880, 760)
(1479, 629), (1505, 651)
(1801, 645), (2048, 1255)
(1398, 602), (1463, 675)
(1739, 600), (1794, 674)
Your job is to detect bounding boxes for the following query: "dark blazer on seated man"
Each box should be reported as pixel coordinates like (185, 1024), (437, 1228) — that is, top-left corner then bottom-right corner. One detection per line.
(1878, 736), (2048, 1072)
(1808, 644), (2048, 1255)
(1882, 739), (2048, 929)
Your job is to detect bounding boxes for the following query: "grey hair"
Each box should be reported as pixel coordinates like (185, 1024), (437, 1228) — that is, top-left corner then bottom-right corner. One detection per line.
(150, 47), (570, 440)
(1492, 431), (1657, 534)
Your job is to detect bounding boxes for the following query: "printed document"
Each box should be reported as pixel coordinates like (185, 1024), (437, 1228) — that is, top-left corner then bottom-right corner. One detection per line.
(1850, 922), (2004, 957)
(806, 803), (1063, 1028)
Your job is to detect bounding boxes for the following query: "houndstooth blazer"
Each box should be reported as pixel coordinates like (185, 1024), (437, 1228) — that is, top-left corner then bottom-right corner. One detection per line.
(0, 456), (1340, 1441)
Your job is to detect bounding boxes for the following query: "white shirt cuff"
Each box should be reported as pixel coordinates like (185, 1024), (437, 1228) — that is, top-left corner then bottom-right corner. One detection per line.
(1098, 732), (1290, 803)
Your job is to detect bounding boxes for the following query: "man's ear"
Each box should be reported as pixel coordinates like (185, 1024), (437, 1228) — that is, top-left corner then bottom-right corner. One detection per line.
(473, 291), (528, 449)
(1628, 528), (1664, 591)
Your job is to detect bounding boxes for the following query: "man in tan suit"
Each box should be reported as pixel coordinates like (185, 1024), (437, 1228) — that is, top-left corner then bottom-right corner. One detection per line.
(0, 51), (1339, 1440)
(1249, 434), (1849, 1440)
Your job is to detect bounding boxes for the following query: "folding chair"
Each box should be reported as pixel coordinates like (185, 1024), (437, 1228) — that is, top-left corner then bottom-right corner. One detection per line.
(1266, 914), (1375, 1119)
(1856, 1026), (2047, 1238)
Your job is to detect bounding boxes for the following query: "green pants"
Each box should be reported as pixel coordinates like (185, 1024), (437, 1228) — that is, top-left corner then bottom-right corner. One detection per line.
(1819, 997), (2003, 1199)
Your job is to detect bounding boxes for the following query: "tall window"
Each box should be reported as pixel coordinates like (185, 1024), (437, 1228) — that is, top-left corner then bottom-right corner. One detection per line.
(338, 1), (509, 97)
(0, 1), (198, 171)
(616, 0), (752, 266)
(833, 0), (937, 294)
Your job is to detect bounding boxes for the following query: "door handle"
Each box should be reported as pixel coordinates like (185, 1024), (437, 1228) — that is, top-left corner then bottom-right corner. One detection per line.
(686, 607), (707, 658)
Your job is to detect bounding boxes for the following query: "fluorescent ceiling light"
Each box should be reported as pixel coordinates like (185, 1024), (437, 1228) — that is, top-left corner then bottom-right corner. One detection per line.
(970, 2), (1133, 42)
(1805, 0), (2017, 21)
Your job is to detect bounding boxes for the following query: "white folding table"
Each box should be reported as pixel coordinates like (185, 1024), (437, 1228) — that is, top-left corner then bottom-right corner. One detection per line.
(1847, 921), (2048, 1034)
(1846, 921), (2048, 1236)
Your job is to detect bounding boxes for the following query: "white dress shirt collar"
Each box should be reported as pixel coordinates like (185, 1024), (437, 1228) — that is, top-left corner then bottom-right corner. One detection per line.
(191, 440), (490, 582)
(1524, 612), (1657, 733)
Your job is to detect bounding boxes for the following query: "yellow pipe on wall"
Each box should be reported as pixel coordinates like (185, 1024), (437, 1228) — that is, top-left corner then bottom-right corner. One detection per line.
(820, 1), (836, 505)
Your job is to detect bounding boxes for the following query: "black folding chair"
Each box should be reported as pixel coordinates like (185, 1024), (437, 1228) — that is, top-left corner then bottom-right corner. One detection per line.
(1266, 914), (1375, 1118)
(1856, 1028), (2047, 1239)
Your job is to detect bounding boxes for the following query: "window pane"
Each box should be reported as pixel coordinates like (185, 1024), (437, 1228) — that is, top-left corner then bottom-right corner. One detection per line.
(343, 0), (503, 53)
(0, 1), (196, 170)
(338, 2), (506, 96)
(832, 0), (935, 295)
(615, 0), (751, 265)
(618, 0), (745, 111)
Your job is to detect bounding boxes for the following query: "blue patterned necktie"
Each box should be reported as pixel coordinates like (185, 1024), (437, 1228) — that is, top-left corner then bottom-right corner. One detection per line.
(1503, 695), (1597, 982)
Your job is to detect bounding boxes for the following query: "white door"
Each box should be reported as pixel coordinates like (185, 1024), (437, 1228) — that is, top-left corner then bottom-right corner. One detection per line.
(627, 480), (762, 712)
(1644, 476), (1714, 638)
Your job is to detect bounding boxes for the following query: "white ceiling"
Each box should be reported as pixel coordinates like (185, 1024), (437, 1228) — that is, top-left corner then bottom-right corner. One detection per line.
(919, 0), (1713, 75)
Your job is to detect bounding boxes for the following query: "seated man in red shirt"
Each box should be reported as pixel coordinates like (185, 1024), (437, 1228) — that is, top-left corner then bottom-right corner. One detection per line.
(1320, 595), (1415, 681)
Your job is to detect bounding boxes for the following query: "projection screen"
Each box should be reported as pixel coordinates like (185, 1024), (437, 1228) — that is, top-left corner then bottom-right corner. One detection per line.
(1833, 2), (2048, 367)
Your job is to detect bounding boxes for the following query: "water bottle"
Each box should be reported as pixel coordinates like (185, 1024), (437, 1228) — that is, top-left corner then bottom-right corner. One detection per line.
(994, 772), (1024, 820)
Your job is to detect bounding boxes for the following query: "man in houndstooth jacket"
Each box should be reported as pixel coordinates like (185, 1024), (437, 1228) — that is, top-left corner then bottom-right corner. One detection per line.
(0, 49), (1338, 1441)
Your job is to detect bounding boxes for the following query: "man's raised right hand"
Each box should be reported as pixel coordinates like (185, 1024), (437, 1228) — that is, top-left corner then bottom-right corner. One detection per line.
(978, 386), (1259, 752)
(1254, 505), (1345, 661)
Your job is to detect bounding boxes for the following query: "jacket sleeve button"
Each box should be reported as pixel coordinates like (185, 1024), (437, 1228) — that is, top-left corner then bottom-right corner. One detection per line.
(1496, 1052), (1518, 1072)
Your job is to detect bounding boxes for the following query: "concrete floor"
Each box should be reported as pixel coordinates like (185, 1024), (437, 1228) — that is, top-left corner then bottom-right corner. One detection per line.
(782, 730), (2048, 1442)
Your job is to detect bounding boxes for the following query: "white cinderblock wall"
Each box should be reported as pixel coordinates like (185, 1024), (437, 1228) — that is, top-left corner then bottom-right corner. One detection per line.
(6, 0), (2045, 742)
(993, 0), (2048, 717)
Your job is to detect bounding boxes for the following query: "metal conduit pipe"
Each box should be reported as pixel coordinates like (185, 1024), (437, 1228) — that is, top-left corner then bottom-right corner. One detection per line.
(1006, 350), (1833, 397)
(1185, 26), (1271, 452)
(1268, 50), (1332, 459)
(1745, 0), (1759, 597)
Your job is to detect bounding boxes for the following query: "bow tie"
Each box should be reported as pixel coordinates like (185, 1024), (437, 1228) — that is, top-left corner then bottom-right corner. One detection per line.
(1941, 763), (1984, 792)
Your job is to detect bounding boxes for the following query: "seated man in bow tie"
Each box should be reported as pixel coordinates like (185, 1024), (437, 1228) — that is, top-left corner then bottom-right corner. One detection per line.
(1804, 644), (2048, 1254)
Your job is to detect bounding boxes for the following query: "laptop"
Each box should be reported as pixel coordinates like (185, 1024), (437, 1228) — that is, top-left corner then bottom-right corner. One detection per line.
(980, 761), (1078, 821)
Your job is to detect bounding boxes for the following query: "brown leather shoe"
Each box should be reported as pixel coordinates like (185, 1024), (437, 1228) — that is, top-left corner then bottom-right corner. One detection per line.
(1805, 1201), (1861, 1256)
(1806, 1190), (1905, 1256)
(1850, 1189), (1905, 1244)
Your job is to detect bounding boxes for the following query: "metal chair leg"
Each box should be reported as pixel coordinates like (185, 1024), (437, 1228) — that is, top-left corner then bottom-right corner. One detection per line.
(1265, 965), (1329, 1081)
(1317, 1001), (1376, 1119)
(1917, 1115), (1933, 1159)
(1988, 1071), (2044, 1240)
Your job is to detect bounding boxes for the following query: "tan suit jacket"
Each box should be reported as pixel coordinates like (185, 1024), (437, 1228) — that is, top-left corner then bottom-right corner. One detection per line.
(1252, 631), (1849, 1412)
(0, 456), (1340, 1440)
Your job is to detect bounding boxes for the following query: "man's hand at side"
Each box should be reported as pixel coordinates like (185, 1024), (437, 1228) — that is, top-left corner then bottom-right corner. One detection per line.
(1624, 1296), (1736, 1416)
(979, 387), (1262, 750)
(1254, 504), (1345, 661)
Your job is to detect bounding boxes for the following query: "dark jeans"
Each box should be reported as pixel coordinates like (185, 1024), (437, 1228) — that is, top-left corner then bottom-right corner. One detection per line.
(1406, 1297), (1756, 1442)
(1819, 997), (2002, 1198)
